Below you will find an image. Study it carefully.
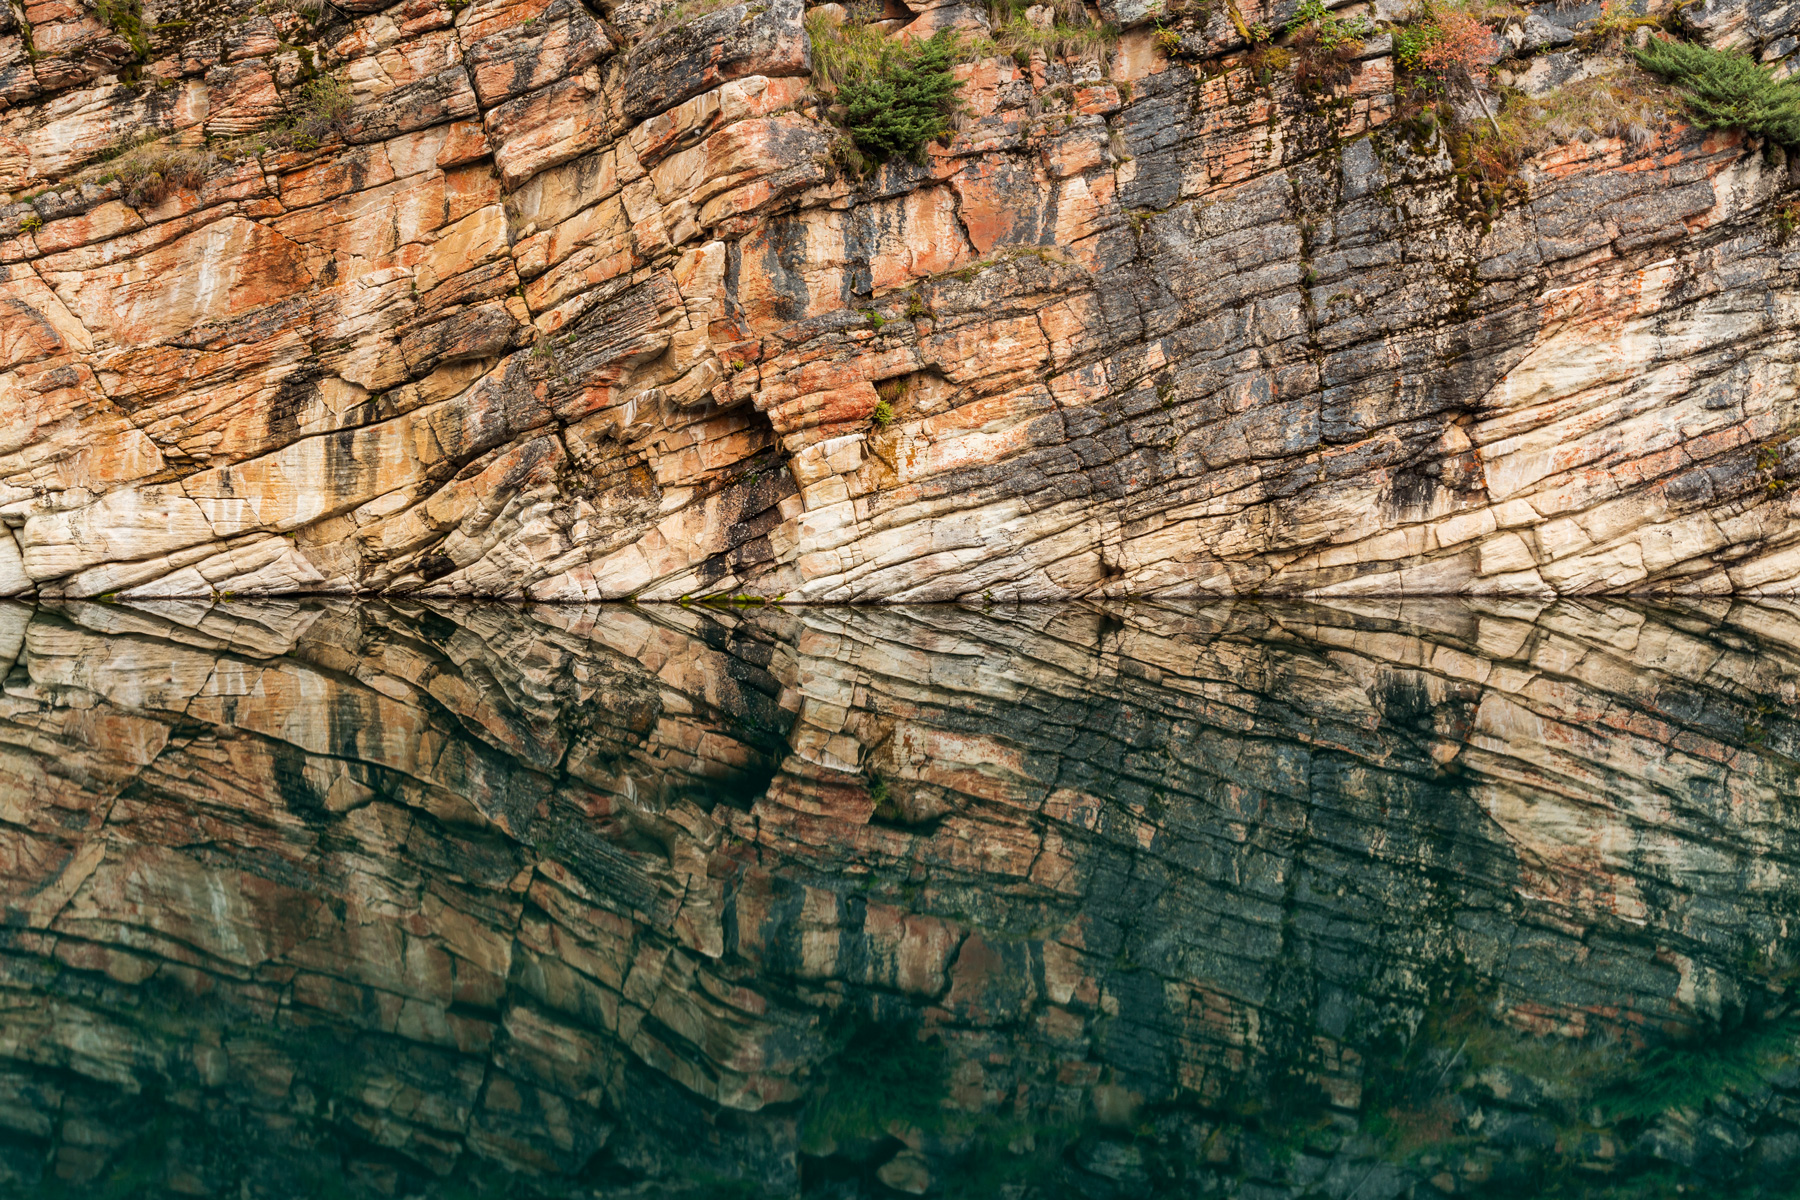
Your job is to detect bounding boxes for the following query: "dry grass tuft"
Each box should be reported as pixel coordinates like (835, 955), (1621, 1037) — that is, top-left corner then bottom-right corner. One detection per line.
(643, 0), (745, 40)
(1471, 69), (1679, 179)
(992, 15), (1116, 64)
(806, 10), (893, 93)
(68, 73), (354, 206)
(82, 137), (218, 206)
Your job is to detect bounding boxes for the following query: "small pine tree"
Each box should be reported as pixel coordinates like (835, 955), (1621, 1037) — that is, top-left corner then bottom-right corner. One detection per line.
(837, 31), (963, 163)
(1635, 36), (1800, 146)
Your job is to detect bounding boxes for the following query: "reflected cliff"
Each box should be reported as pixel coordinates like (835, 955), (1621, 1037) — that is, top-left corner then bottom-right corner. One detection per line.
(1, 598), (1798, 1198)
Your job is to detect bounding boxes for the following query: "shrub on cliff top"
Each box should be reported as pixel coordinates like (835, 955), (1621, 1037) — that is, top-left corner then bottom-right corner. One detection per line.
(808, 15), (968, 163)
(841, 33), (963, 161)
(1633, 35), (1800, 146)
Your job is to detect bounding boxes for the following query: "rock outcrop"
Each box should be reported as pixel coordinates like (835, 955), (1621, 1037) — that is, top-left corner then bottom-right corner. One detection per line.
(1, 596), (1798, 1195)
(0, 0), (1796, 599)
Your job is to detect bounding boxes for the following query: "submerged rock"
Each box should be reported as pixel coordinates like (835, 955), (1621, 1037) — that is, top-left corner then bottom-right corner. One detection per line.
(0, 596), (1797, 1194)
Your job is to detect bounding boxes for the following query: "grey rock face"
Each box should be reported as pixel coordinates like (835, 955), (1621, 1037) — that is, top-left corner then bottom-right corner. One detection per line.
(1518, 12), (1577, 51)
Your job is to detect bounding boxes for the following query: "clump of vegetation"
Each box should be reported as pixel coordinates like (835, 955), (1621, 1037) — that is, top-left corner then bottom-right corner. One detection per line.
(643, 0), (745, 39)
(993, 8), (1118, 68)
(1284, 0), (1372, 92)
(17, 212), (42, 234)
(807, 14), (970, 164)
(1633, 34), (1800, 146)
(1467, 71), (1677, 180)
(1598, 1014), (1800, 1122)
(1776, 196), (1800, 243)
(1145, 0), (1187, 57)
(1394, 1), (1500, 84)
(871, 376), (906, 427)
(78, 72), (354, 204)
(1758, 437), (1793, 494)
(85, 136), (218, 206)
(282, 73), (355, 148)
(804, 1017), (948, 1145)
(1285, 0), (1371, 50)
(1586, 0), (1665, 48)
(94, 0), (153, 60)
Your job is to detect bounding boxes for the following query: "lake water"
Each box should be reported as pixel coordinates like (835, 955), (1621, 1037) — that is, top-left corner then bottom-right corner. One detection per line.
(0, 598), (1797, 1198)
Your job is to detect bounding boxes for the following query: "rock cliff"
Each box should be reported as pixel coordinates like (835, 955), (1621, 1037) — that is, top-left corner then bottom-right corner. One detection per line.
(1, 597), (1798, 1195)
(0, 0), (1797, 599)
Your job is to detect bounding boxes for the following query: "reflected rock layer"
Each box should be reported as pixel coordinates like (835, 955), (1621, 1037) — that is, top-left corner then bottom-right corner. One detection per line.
(0, 597), (1798, 1197)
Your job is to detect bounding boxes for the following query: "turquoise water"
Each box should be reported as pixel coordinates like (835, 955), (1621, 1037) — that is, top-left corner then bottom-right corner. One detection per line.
(0, 598), (1796, 1198)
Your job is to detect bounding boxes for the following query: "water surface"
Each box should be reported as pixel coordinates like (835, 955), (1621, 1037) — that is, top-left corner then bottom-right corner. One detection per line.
(1, 598), (1798, 1198)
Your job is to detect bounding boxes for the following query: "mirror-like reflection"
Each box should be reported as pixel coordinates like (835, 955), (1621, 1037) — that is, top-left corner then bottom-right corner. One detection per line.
(1, 598), (1797, 1198)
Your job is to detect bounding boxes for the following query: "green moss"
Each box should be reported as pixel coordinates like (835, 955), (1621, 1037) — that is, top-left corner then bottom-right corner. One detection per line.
(870, 399), (894, 427)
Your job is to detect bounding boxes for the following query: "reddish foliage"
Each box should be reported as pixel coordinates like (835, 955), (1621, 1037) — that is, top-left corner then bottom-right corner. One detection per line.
(1418, 9), (1501, 81)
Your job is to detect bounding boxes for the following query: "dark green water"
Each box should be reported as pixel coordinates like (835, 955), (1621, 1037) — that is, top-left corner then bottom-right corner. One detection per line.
(1, 597), (1797, 1199)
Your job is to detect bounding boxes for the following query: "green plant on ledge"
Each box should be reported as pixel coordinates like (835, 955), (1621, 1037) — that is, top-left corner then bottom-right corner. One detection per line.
(1150, 0), (1181, 56)
(1284, 0), (1370, 52)
(1395, 3), (1500, 77)
(94, 0), (153, 60)
(996, 13), (1118, 66)
(1776, 196), (1800, 243)
(1464, 71), (1676, 188)
(809, 17), (969, 164)
(1634, 34), (1800, 145)
(871, 375), (906, 427)
(1283, 0), (1372, 92)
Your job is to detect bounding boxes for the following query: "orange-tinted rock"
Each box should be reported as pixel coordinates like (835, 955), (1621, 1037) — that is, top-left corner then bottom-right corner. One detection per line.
(0, 0), (1787, 604)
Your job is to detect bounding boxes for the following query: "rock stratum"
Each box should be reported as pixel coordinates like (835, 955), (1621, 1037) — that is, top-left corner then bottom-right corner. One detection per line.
(1, 596), (1798, 1196)
(0, 0), (1797, 600)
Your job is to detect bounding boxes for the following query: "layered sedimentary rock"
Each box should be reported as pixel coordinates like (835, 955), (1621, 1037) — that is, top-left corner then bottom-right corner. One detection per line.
(0, 597), (1797, 1195)
(0, 0), (1796, 599)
